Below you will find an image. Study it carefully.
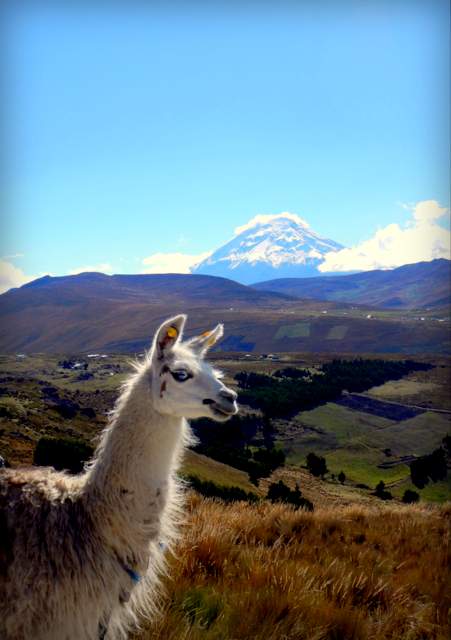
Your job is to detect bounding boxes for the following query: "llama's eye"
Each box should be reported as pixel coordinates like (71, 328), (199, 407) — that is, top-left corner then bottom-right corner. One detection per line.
(171, 370), (191, 382)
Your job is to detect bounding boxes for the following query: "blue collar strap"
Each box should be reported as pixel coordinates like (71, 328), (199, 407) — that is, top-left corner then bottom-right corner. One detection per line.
(116, 556), (141, 584)
(123, 564), (141, 583)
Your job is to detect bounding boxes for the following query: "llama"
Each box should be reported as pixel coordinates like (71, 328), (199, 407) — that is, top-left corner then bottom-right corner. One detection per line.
(0, 314), (238, 640)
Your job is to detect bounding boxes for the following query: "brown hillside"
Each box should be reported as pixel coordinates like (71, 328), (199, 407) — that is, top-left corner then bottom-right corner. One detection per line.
(1, 272), (449, 354)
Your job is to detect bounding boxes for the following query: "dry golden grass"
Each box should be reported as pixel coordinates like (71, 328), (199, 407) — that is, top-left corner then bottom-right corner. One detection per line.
(138, 495), (450, 640)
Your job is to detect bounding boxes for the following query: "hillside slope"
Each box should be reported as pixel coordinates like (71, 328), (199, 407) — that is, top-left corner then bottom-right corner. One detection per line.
(0, 272), (291, 353)
(1, 271), (449, 354)
(253, 259), (451, 309)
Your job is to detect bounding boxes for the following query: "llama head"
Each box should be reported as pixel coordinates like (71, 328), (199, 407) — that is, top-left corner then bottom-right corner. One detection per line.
(149, 314), (238, 421)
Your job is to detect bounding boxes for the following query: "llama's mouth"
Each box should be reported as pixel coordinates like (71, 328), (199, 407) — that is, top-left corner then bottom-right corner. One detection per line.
(212, 405), (235, 417)
(203, 398), (237, 419)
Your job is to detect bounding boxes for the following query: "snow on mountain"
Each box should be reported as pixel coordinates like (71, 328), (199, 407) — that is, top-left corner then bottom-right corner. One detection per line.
(192, 212), (344, 284)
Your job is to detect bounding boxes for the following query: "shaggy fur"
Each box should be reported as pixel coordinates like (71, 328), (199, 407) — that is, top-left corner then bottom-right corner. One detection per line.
(0, 315), (237, 640)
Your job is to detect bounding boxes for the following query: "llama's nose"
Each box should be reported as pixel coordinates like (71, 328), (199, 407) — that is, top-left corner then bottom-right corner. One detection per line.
(219, 389), (237, 404)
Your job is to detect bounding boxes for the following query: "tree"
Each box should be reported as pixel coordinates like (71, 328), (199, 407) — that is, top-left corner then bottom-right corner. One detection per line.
(338, 471), (346, 484)
(402, 489), (419, 504)
(374, 480), (393, 501)
(410, 448), (448, 489)
(306, 452), (328, 478)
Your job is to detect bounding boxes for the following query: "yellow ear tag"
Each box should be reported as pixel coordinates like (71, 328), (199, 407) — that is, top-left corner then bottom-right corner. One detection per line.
(167, 327), (178, 338)
(201, 330), (211, 337)
(207, 336), (216, 347)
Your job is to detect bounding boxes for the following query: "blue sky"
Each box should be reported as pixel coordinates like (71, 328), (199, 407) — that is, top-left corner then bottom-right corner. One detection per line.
(1, 1), (449, 289)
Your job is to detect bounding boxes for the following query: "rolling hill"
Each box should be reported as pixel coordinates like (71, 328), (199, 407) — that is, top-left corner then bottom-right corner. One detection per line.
(0, 270), (449, 354)
(252, 259), (451, 309)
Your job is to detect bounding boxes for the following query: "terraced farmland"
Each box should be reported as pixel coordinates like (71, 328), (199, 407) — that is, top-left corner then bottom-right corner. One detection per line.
(276, 392), (450, 499)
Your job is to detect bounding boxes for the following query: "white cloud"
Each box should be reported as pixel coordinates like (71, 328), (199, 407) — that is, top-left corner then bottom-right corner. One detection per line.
(319, 200), (450, 273)
(234, 212), (310, 236)
(3, 253), (24, 260)
(68, 263), (114, 275)
(412, 199), (448, 223)
(141, 251), (212, 274)
(0, 260), (36, 294)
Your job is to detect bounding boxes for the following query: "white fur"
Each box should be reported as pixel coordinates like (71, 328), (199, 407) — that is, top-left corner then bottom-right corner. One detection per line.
(0, 314), (237, 639)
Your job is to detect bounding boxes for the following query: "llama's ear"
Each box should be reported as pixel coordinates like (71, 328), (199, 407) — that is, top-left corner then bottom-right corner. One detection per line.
(153, 314), (186, 360)
(189, 323), (224, 356)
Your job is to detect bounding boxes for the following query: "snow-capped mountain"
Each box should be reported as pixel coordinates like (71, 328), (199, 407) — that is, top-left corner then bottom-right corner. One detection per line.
(192, 212), (344, 284)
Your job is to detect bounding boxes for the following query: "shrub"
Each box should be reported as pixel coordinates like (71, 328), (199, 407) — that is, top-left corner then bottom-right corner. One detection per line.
(54, 398), (80, 419)
(402, 489), (420, 504)
(80, 407), (96, 419)
(266, 480), (314, 511)
(185, 475), (259, 504)
(338, 471), (346, 484)
(374, 480), (393, 501)
(33, 436), (94, 474)
(0, 397), (27, 419)
(306, 452), (328, 478)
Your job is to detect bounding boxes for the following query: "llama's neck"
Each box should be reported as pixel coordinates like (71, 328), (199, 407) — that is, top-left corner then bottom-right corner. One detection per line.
(84, 367), (186, 548)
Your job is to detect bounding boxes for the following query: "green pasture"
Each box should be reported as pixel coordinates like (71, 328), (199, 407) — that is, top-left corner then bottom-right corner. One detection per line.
(275, 322), (310, 339)
(181, 450), (258, 494)
(366, 378), (439, 400)
(325, 448), (410, 487)
(325, 325), (348, 340)
(361, 411), (450, 457)
(295, 402), (394, 443)
(280, 402), (450, 494)
(392, 476), (451, 503)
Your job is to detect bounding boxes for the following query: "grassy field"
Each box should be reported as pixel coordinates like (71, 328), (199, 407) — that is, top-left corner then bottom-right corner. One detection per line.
(1, 353), (450, 639)
(182, 450), (259, 495)
(1, 353), (450, 503)
(136, 495), (450, 640)
(277, 400), (450, 486)
(272, 364), (451, 498)
(365, 365), (451, 411)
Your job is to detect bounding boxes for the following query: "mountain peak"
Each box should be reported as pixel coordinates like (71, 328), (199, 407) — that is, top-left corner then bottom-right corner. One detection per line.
(193, 212), (343, 284)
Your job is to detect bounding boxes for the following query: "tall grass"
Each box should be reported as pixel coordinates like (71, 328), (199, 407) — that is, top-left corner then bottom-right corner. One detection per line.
(139, 496), (450, 640)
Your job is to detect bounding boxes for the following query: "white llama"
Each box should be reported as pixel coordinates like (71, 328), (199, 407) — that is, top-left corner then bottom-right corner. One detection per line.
(0, 314), (238, 640)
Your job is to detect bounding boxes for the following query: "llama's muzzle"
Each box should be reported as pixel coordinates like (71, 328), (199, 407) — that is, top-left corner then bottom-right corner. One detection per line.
(203, 389), (238, 418)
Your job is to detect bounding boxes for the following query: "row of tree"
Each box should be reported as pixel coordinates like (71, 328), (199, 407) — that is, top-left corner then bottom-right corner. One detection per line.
(235, 359), (432, 419)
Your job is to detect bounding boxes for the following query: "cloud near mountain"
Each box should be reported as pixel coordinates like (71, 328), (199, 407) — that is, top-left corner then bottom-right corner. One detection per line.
(0, 259), (36, 294)
(2, 201), (447, 293)
(141, 251), (212, 274)
(0, 259), (116, 294)
(142, 201), (449, 281)
(319, 200), (450, 273)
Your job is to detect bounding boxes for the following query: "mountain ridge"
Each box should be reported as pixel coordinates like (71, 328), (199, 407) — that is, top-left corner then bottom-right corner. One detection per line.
(0, 264), (449, 354)
(252, 259), (451, 310)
